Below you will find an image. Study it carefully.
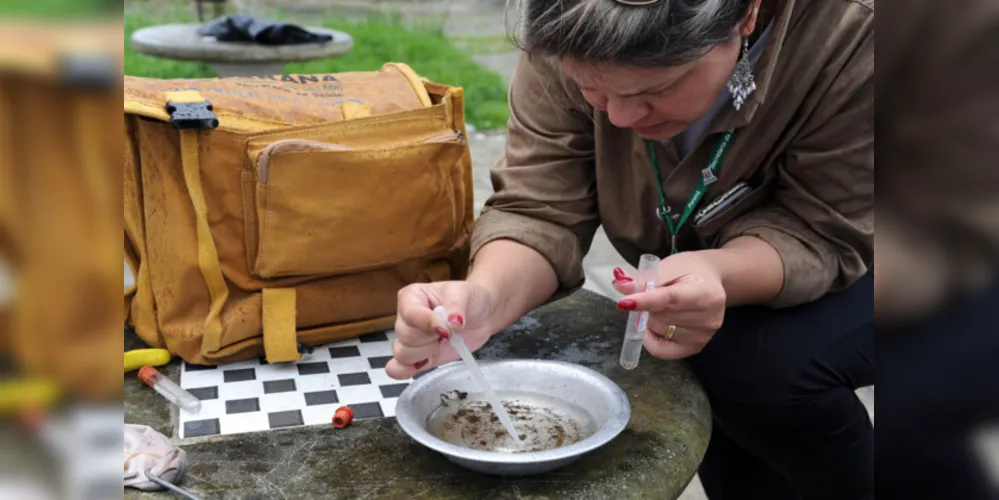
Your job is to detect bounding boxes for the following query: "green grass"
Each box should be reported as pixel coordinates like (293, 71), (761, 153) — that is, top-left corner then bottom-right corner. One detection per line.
(124, 4), (510, 129)
(0, 0), (118, 18)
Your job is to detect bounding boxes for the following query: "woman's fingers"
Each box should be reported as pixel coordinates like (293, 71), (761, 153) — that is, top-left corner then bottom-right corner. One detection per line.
(387, 334), (465, 379)
(396, 287), (449, 344)
(618, 281), (700, 312)
(385, 357), (426, 380)
(645, 314), (714, 337)
(386, 321), (446, 379)
(391, 329), (438, 365)
(645, 316), (677, 338)
(612, 279), (635, 295)
(619, 278), (725, 312)
(611, 270), (635, 294)
(613, 267), (633, 281)
(618, 282), (725, 331)
(612, 267), (636, 295)
(386, 333), (439, 380)
(646, 317), (694, 344)
(388, 285), (453, 380)
(645, 318), (711, 357)
(439, 282), (469, 331)
(642, 328), (703, 360)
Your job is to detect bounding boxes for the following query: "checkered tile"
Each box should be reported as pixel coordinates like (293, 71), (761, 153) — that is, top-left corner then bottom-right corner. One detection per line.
(178, 330), (415, 438)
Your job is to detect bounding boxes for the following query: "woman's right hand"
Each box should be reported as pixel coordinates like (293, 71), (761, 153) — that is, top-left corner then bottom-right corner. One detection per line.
(385, 280), (500, 380)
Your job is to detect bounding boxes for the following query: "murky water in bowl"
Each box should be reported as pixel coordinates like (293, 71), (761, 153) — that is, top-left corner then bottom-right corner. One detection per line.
(426, 390), (597, 454)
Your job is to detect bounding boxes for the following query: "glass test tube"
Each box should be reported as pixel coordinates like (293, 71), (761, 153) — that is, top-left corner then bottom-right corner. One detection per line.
(138, 366), (202, 414)
(619, 254), (661, 370)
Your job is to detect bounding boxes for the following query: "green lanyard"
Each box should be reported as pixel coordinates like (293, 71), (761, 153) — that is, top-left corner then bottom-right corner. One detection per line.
(646, 129), (736, 255)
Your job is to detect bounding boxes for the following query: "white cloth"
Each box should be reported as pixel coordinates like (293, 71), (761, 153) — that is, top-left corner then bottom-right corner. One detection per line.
(123, 424), (187, 491)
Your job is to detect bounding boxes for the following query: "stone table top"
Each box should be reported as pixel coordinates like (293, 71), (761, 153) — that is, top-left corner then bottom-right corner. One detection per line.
(129, 23), (353, 64)
(124, 289), (711, 500)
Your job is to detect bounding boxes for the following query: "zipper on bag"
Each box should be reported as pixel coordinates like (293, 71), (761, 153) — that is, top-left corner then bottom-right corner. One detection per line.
(256, 130), (464, 184)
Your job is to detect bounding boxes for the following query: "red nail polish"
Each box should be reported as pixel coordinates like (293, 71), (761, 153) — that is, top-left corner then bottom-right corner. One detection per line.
(435, 327), (450, 339)
(613, 267), (627, 280)
(617, 299), (638, 311)
(614, 277), (633, 284)
(414, 359), (429, 369)
(448, 314), (464, 327)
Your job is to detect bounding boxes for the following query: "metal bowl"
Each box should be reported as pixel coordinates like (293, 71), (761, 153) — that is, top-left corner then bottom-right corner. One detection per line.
(395, 359), (631, 476)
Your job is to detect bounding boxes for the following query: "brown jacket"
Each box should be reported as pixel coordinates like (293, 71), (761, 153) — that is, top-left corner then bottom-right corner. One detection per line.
(471, 0), (874, 308)
(877, 0), (999, 320)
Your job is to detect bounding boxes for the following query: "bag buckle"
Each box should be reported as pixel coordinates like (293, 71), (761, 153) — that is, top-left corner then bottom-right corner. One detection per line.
(166, 101), (219, 131)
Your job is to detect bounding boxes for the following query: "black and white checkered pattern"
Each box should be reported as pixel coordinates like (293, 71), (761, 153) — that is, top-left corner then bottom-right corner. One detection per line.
(178, 330), (416, 438)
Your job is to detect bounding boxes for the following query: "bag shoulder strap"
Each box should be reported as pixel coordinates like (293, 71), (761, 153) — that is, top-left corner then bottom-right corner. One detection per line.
(166, 90), (300, 363)
(166, 90), (229, 354)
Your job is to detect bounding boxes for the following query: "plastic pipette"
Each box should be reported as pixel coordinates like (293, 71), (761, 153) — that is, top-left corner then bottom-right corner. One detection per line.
(433, 306), (523, 446)
(619, 254), (661, 370)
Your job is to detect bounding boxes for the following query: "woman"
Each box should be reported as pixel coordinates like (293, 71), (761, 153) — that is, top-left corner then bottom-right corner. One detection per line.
(388, 0), (874, 498)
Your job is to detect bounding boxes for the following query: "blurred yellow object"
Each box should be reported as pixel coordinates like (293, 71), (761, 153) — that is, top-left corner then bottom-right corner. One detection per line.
(0, 20), (123, 402)
(0, 378), (61, 415)
(124, 349), (171, 373)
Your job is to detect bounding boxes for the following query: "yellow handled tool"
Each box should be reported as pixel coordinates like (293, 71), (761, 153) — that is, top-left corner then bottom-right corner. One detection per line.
(124, 349), (171, 373)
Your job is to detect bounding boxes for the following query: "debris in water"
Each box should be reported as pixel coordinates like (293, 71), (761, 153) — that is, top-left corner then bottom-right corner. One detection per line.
(426, 391), (595, 454)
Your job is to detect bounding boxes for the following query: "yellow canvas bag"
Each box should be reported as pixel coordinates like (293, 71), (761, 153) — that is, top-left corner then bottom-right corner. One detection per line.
(124, 63), (474, 366)
(0, 20), (123, 402)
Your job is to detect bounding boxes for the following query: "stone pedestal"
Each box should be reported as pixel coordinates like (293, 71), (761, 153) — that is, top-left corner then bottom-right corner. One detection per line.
(123, 290), (711, 499)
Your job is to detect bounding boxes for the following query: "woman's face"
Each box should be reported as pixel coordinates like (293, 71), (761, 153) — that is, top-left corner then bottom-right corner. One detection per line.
(562, 5), (760, 141)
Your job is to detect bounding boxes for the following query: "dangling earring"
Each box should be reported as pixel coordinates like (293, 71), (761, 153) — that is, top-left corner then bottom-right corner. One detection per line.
(727, 38), (756, 111)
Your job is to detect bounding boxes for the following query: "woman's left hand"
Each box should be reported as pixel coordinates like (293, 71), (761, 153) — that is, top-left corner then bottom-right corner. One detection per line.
(612, 251), (728, 360)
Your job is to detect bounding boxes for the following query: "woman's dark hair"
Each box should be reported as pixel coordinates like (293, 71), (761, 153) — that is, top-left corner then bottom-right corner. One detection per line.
(512, 0), (752, 66)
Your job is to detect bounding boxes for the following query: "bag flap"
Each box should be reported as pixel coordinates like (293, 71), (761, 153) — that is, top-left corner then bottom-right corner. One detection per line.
(123, 62), (436, 133)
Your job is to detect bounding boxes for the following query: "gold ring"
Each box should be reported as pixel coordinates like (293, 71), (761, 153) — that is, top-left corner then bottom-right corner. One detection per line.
(665, 324), (676, 340)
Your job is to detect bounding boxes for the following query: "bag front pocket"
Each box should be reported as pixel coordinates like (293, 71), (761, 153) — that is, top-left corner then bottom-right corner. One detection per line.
(249, 131), (466, 278)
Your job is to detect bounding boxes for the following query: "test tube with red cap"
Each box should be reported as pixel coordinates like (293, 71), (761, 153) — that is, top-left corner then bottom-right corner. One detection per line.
(138, 366), (202, 414)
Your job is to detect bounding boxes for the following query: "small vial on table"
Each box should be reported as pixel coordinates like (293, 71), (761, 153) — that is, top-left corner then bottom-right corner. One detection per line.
(138, 366), (202, 414)
(619, 254), (661, 370)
